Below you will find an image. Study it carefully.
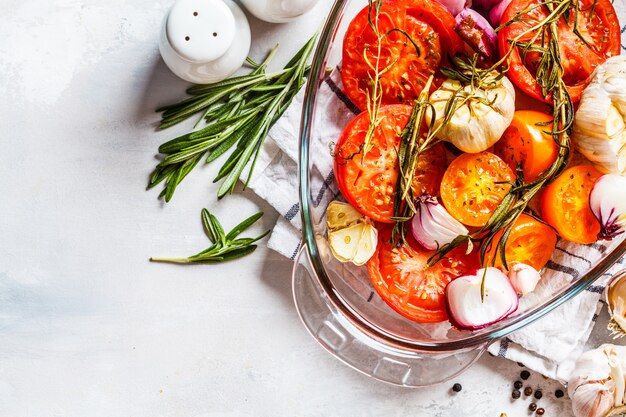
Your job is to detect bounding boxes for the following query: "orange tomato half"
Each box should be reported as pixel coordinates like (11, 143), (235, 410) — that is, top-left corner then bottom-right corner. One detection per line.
(484, 214), (557, 271)
(440, 152), (515, 227)
(540, 165), (602, 244)
(493, 110), (559, 183)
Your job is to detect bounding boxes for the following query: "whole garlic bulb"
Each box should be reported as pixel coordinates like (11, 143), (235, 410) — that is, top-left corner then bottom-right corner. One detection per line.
(568, 344), (626, 417)
(573, 55), (626, 175)
(426, 75), (515, 153)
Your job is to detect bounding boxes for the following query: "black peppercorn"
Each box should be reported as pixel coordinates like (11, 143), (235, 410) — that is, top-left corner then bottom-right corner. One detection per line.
(513, 380), (523, 389)
(521, 370), (531, 380)
(536, 408), (545, 415)
(534, 390), (543, 400)
(512, 390), (521, 399)
(555, 389), (564, 398)
(452, 383), (462, 392)
(524, 386), (533, 396)
(529, 403), (538, 412)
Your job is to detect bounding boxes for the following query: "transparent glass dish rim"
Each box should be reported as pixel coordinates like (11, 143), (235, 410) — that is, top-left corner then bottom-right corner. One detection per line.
(297, 0), (626, 353)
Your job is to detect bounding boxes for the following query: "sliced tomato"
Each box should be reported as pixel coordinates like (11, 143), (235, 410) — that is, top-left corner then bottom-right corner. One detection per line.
(440, 152), (515, 227)
(484, 214), (557, 270)
(367, 224), (479, 323)
(334, 104), (447, 223)
(341, 0), (464, 110)
(540, 165), (602, 244)
(493, 110), (559, 183)
(498, 0), (620, 103)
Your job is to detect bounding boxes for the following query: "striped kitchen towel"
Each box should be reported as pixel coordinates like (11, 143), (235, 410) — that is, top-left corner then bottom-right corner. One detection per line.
(248, 8), (626, 380)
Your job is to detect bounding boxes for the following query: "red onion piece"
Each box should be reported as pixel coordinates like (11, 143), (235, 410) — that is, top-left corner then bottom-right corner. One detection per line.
(437, 0), (468, 16)
(489, 0), (513, 26)
(471, 0), (502, 12)
(455, 8), (498, 64)
(446, 267), (519, 330)
(589, 174), (626, 239)
(411, 195), (468, 250)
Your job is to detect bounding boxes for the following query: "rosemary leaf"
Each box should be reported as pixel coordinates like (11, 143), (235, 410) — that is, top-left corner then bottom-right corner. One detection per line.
(150, 209), (269, 264)
(149, 34), (318, 202)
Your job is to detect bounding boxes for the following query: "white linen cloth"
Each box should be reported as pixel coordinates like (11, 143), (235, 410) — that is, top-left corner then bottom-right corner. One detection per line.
(248, 8), (626, 381)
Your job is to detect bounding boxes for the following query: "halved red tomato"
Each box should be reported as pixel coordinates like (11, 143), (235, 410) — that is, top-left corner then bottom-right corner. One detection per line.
(367, 224), (480, 323)
(334, 104), (447, 223)
(341, 0), (464, 110)
(498, 0), (620, 103)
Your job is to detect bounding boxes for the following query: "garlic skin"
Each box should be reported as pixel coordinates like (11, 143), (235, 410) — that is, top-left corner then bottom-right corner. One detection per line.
(568, 344), (626, 417)
(326, 201), (378, 266)
(605, 271), (626, 338)
(426, 75), (515, 153)
(506, 263), (541, 295)
(573, 55), (626, 175)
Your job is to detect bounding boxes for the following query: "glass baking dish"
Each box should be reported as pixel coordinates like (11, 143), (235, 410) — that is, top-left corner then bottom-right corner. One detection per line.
(292, 0), (626, 387)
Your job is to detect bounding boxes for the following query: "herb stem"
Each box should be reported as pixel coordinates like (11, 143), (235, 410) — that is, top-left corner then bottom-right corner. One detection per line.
(149, 34), (318, 201)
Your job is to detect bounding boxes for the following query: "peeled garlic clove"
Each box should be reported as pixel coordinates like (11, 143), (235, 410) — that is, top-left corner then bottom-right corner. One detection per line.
(507, 263), (541, 295)
(327, 201), (365, 231)
(328, 223), (363, 261)
(351, 223), (378, 266)
(605, 270), (626, 337)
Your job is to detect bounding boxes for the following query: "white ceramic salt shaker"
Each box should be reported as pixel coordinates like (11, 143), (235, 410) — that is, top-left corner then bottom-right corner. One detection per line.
(159, 0), (251, 84)
(239, 0), (320, 23)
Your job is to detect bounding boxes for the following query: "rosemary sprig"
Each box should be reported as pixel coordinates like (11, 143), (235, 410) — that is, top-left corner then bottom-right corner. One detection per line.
(150, 209), (270, 264)
(361, 1), (422, 157)
(428, 0), (580, 276)
(149, 34), (318, 201)
(392, 75), (435, 245)
(362, 0), (388, 156)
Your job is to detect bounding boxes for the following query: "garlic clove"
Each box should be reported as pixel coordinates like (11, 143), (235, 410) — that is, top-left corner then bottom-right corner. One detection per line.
(605, 270), (626, 338)
(506, 263), (541, 295)
(351, 223), (378, 266)
(326, 200), (364, 231)
(328, 223), (364, 262)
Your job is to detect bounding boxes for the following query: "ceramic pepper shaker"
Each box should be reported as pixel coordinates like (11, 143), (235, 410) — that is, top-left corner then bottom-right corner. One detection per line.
(158, 0), (251, 84)
(239, 0), (320, 23)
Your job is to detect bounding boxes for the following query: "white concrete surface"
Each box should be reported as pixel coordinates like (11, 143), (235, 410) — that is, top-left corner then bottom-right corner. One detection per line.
(0, 0), (610, 415)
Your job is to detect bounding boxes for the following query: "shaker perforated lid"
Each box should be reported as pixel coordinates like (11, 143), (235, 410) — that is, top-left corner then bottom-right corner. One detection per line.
(166, 0), (236, 63)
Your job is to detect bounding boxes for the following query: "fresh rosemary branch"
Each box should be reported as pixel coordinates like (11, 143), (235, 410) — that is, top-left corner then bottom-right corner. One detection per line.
(428, 0), (580, 271)
(149, 34), (318, 201)
(362, 0), (387, 156)
(392, 75), (435, 245)
(150, 209), (269, 264)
